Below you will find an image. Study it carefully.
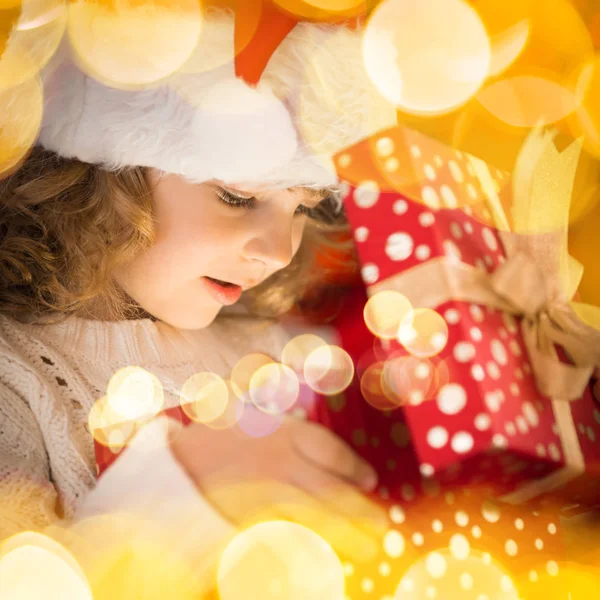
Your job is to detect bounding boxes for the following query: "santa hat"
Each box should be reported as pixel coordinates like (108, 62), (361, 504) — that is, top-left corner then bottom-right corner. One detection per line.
(38, 4), (397, 191)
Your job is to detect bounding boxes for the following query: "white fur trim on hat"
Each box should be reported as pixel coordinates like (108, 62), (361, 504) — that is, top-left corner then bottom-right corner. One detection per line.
(38, 9), (397, 190)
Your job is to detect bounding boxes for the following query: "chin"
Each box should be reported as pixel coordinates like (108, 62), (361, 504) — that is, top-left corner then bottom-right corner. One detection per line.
(156, 307), (220, 330)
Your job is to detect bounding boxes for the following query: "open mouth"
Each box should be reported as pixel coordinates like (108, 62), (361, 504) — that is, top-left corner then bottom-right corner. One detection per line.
(206, 276), (236, 287)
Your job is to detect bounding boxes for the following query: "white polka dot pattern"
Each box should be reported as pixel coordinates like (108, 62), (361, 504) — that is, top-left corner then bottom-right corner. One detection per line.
(386, 232), (414, 261)
(354, 180), (380, 208)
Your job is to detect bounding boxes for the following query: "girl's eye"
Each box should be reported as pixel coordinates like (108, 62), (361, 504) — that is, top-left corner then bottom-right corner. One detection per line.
(216, 187), (317, 219)
(215, 188), (257, 209)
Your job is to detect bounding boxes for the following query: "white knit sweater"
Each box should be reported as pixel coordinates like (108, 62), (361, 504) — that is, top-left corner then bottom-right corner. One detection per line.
(0, 312), (290, 542)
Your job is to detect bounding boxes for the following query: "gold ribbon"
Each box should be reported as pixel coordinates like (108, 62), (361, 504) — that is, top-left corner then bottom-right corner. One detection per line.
(370, 128), (600, 502)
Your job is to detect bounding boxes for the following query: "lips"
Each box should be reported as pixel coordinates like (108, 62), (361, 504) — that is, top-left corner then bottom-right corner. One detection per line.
(202, 276), (243, 306)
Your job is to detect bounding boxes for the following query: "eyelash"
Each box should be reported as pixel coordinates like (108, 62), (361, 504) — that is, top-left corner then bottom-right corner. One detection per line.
(216, 188), (316, 218)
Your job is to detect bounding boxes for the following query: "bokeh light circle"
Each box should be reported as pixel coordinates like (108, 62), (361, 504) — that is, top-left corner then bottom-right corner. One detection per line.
(363, 290), (413, 340)
(273, 0), (365, 21)
(0, 76), (43, 177)
(67, 0), (202, 88)
(87, 395), (137, 450)
(217, 520), (345, 600)
(398, 308), (449, 358)
(281, 334), (328, 382)
(364, 0), (490, 115)
(106, 366), (164, 421)
(0, 532), (92, 600)
(231, 353), (276, 402)
(249, 363), (300, 415)
(180, 371), (229, 423)
(304, 345), (354, 396)
(381, 355), (437, 406)
(360, 361), (402, 411)
(0, 0), (67, 90)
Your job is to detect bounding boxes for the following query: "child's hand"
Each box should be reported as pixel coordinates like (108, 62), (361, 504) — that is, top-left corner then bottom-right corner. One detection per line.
(171, 416), (388, 563)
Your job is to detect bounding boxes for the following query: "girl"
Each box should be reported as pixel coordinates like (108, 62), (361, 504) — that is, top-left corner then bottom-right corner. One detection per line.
(0, 5), (396, 593)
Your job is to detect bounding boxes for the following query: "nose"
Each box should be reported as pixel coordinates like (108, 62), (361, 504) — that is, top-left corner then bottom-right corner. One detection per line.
(242, 218), (295, 271)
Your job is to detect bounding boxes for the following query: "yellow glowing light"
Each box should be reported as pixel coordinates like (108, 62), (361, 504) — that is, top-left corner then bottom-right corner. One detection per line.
(398, 308), (449, 358)
(217, 520), (345, 600)
(0, 532), (92, 599)
(180, 371), (229, 424)
(476, 76), (578, 127)
(202, 379), (244, 431)
(87, 395), (137, 448)
(231, 353), (276, 401)
(281, 334), (328, 381)
(304, 345), (354, 396)
(360, 361), (402, 411)
(67, 0), (202, 89)
(249, 363), (300, 415)
(272, 0), (365, 21)
(363, 290), (413, 340)
(0, 0), (67, 89)
(363, 0), (490, 115)
(395, 550), (519, 599)
(107, 366), (164, 421)
(569, 54), (600, 160)
(381, 355), (436, 406)
(0, 76), (43, 177)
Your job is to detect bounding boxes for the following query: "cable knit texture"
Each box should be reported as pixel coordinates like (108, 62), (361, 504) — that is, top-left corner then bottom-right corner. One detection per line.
(0, 313), (289, 539)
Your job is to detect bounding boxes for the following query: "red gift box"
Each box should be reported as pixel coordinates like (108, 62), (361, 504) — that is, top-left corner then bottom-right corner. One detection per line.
(318, 124), (600, 507)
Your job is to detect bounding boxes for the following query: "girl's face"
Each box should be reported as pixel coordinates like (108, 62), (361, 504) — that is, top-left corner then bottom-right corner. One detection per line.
(114, 169), (323, 330)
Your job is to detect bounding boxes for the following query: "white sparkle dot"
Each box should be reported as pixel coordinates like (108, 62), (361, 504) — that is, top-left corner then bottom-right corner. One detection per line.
(482, 499), (501, 523)
(549, 443), (561, 461)
(474, 413), (491, 431)
(548, 523), (557, 535)
(505, 422), (516, 436)
(426, 552), (447, 578)
(420, 463), (435, 477)
(467, 183), (477, 198)
(535, 443), (546, 457)
(470, 327), (483, 342)
(452, 431), (474, 454)
(529, 570), (538, 582)
(389, 505), (405, 524)
(410, 144), (421, 158)
(444, 308), (460, 324)
(449, 534), (470, 560)
(383, 530), (405, 558)
(490, 339), (508, 365)
(535, 538), (544, 550)
(386, 232), (414, 261)
(449, 160), (464, 183)
(354, 180), (380, 208)
(460, 573), (474, 591)
(412, 532), (424, 546)
(482, 227), (498, 251)
(455, 510), (469, 527)
(510, 382), (520, 396)
(415, 245), (431, 260)
(501, 575), (514, 592)
(440, 185), (458, 208)
(427, 426), (449, 449)
(361, 263), (379, 284)
(454, 341), (476, 362)
(522, 402), (539, 427)
(437, 383), (468, 415)
(379, 561), (391, 577)
(464, 222), (473, 234)
(443, 240), (462, 261)
(338, 153), (352, 168)
(516, 415), (529, 434)
(546, 561), (559, 576)
(471, 364), (485, 381)
(486, 361), (501, 380)
(376, 137), (395, 157)
(393, 199), (408, 214)
(361, 578), (374, 593)
(354, 226), (369, 242)
(424, 164), (436, 180)
(505, 539), (518, 556)
(419, 211), (435, 227)
(471, 525), (482, 538)
(432, 519), (443, 533)
(485, 390), (502, 412)
(515, 518), (524, 530)
(469, 305), (484, 322)
(422, 186), (441, 209)
(450, 222), (463, 239)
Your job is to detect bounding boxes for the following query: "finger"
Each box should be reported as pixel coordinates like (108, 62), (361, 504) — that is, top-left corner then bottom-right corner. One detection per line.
(290, 420), (378, 491)
(290, 461), (389, 541)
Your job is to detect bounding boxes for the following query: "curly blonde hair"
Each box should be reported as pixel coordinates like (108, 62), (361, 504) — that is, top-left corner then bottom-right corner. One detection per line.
(0, 147), (355, 325)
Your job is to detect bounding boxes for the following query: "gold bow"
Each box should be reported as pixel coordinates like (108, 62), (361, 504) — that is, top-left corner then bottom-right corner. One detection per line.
(370, 128), (600, 402)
